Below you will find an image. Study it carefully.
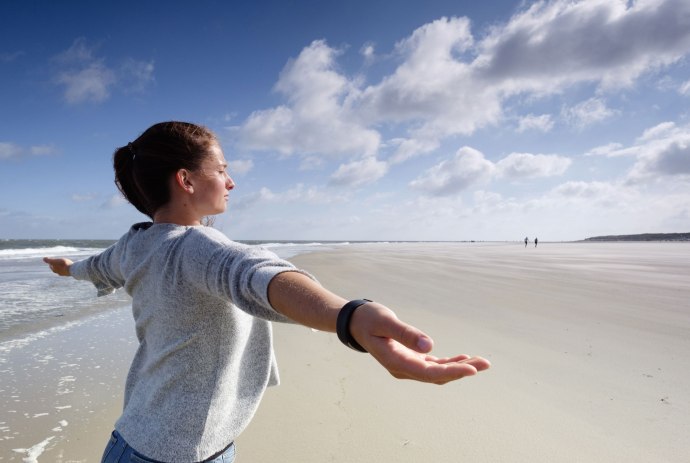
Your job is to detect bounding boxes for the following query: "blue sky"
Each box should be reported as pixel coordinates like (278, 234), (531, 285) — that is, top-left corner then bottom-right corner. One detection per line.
(2, 0), (690, 241)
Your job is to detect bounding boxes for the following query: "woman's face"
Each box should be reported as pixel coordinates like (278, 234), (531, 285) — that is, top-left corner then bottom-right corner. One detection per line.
(189, 144), (235, 217)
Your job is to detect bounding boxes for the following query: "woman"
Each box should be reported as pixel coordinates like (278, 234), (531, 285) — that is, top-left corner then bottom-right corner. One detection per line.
(44, 121), (490, 463)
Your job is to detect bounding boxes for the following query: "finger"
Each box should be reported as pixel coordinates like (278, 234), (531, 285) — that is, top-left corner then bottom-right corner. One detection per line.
(464, 356), (491, 371)
(425, 354), (471, 364)
(381, 316), (434, 354)
(405, 359), (479, 384)
(370, 338), (479, 384)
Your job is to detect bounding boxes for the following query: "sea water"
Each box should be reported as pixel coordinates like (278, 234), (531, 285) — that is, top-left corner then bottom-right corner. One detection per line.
(0, 238), (347, 462)
(0, 238), (344, 344)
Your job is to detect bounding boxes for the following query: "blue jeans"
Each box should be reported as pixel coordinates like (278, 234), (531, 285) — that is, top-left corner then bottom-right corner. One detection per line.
(101, 430), (236, 463)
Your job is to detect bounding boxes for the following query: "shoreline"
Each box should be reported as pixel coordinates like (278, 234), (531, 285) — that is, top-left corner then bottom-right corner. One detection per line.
(2, 242), (689, 462)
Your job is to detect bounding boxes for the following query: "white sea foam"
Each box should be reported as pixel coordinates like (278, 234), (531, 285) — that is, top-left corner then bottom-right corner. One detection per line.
(0, 246), (93, 260)
(12, 436), (55, 463)
(0, 310), (123, 361)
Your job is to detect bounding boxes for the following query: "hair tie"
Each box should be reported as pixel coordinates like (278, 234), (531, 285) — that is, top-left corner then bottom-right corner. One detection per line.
(127, 142), (137, 160)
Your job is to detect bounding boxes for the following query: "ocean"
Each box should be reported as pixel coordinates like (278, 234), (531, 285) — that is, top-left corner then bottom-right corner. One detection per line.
(1, 238), (357, 461)
(0, 238), (346, 348)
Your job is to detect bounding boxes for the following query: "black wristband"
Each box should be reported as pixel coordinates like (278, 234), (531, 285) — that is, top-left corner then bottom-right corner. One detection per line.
(336, 299), (371, 353)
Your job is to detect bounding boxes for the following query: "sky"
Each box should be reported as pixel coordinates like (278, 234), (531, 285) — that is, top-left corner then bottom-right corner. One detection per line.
(1, 0), (690, 241)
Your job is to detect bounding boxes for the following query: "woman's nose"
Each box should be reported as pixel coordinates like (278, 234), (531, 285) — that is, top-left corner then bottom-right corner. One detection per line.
(226, 176), (235, 190)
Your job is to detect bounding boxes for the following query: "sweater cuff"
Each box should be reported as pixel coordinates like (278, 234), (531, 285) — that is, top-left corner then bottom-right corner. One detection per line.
(70, 259), (117, 297)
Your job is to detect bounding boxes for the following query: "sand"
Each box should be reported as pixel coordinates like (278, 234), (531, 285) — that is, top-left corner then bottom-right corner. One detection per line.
(2, 242), (689, 462)
(238, 242), (690, 462)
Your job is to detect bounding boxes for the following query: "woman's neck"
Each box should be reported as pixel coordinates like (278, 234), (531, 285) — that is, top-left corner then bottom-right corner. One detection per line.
(153, 204), (202, 226)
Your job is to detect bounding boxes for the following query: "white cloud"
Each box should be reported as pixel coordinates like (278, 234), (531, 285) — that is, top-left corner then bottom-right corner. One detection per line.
(638, 121), (677, 142)
(236, 40), (380, 158)
(120, 58), (155, 94)
(516, 114), (553, 133)
(360, 43), (375, 63)
(228, 159), (254, 176)
(553, 181), (618, 199)
(71, 193), (98, 202)
(410, 146), (494, 196)
(232, 183), (345, 211)
(53, 38), (154, 104)
(477, 0), (690, 91)
(680, 80), (690, 96)
(103, 194), (128, 209)
(628, 139), (690, 182)
(0, 142), (23, 160)
(585, 142), (625, 157)
(57, 62), (116, 104)
(388, 137), (440, 164)
(361, 17), (500, 140)
(0, 142), (58, 160)
(496, 152), (571, 180)
(562, 98), (617, 129)
(232, 0), (690, 192)
(330, 157), (388, 187)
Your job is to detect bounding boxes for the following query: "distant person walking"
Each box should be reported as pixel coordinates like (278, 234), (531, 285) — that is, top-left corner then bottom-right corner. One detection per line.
(524, 236), (529, 247)
(535, 237), (538, 248)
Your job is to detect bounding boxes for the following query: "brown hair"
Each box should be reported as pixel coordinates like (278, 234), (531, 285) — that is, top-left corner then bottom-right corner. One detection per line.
(113, 121), (218, 218)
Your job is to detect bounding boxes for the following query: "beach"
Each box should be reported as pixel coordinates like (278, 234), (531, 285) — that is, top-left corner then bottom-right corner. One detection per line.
(2, 242), (689, 462)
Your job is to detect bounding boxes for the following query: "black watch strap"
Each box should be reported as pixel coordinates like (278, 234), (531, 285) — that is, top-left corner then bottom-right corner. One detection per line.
(336, 299), (371, 352)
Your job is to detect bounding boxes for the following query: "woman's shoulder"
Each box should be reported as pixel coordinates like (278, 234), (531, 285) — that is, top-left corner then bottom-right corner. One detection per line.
(184, 226), (248, 252)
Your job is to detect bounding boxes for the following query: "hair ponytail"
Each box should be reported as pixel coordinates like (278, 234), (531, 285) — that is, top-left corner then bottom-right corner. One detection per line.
(113, 144), (150, 217)
(113, 121), (218, 219)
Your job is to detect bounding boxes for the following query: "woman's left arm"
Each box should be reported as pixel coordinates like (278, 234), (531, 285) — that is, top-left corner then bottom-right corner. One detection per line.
(267, 271), (491, 385)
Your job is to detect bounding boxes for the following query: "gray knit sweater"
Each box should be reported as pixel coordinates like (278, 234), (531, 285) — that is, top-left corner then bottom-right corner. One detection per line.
(70, 222), (304, 462)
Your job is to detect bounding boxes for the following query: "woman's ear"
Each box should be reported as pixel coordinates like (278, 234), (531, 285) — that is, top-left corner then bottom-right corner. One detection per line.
(174, 169), (194, 194)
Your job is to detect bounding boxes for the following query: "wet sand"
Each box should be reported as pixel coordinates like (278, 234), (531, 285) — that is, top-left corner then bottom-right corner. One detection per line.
(2, 242), (689, 462)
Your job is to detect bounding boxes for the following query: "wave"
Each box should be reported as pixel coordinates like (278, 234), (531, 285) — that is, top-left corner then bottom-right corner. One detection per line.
(0, 246), (103, 260)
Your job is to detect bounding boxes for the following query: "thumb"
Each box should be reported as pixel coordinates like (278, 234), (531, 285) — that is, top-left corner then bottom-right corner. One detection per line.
(381, 315), (434, 354)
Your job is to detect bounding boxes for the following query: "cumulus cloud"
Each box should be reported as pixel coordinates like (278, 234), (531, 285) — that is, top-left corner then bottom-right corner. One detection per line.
(330, 157), (388, 187)
(232, 183), (345, 211)
(0, 142), (58, 161)
(360, 17), (500, 139)
(360, 43), (376, 63)
(228, 159), (254, 176)
(476, 0), (690, 91)
(410, 146), (494, 196)
(410, 147), (572, 196)
(562, 98), (617, 129)
(585, 142), (625, 157)
(236, 40), (380, 158)
(53, 38), (154, 104)
(388, 137), (440, 164)
(553, 180), (618, 199)
(103, 194), (128, 209)
(516, 114), (554, 133)
(584, 121), (690, 182)
(680, 80), (690, 96)
(233, 0), (690, 187)
(496, 152), (571, 179)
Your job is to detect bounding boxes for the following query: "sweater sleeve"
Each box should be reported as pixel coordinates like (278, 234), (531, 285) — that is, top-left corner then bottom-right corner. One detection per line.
(187, 229), (311, 323)
(69, 240), (126, 297)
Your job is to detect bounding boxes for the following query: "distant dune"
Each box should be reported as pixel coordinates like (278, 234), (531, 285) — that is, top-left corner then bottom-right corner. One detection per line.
(584, 232), (690, 242)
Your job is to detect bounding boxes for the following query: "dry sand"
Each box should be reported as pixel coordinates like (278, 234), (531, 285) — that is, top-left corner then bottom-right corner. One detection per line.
(239, 242), (690, 462)
(2, 242), (689, 462)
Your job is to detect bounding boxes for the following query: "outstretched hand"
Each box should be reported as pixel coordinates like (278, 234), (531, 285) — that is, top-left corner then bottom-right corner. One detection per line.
(43, 257), (73, 277)
(349, 302), (491, 385)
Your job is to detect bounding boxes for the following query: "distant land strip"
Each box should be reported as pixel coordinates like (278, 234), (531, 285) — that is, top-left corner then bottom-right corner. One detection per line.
(584, 232), (690, 242)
